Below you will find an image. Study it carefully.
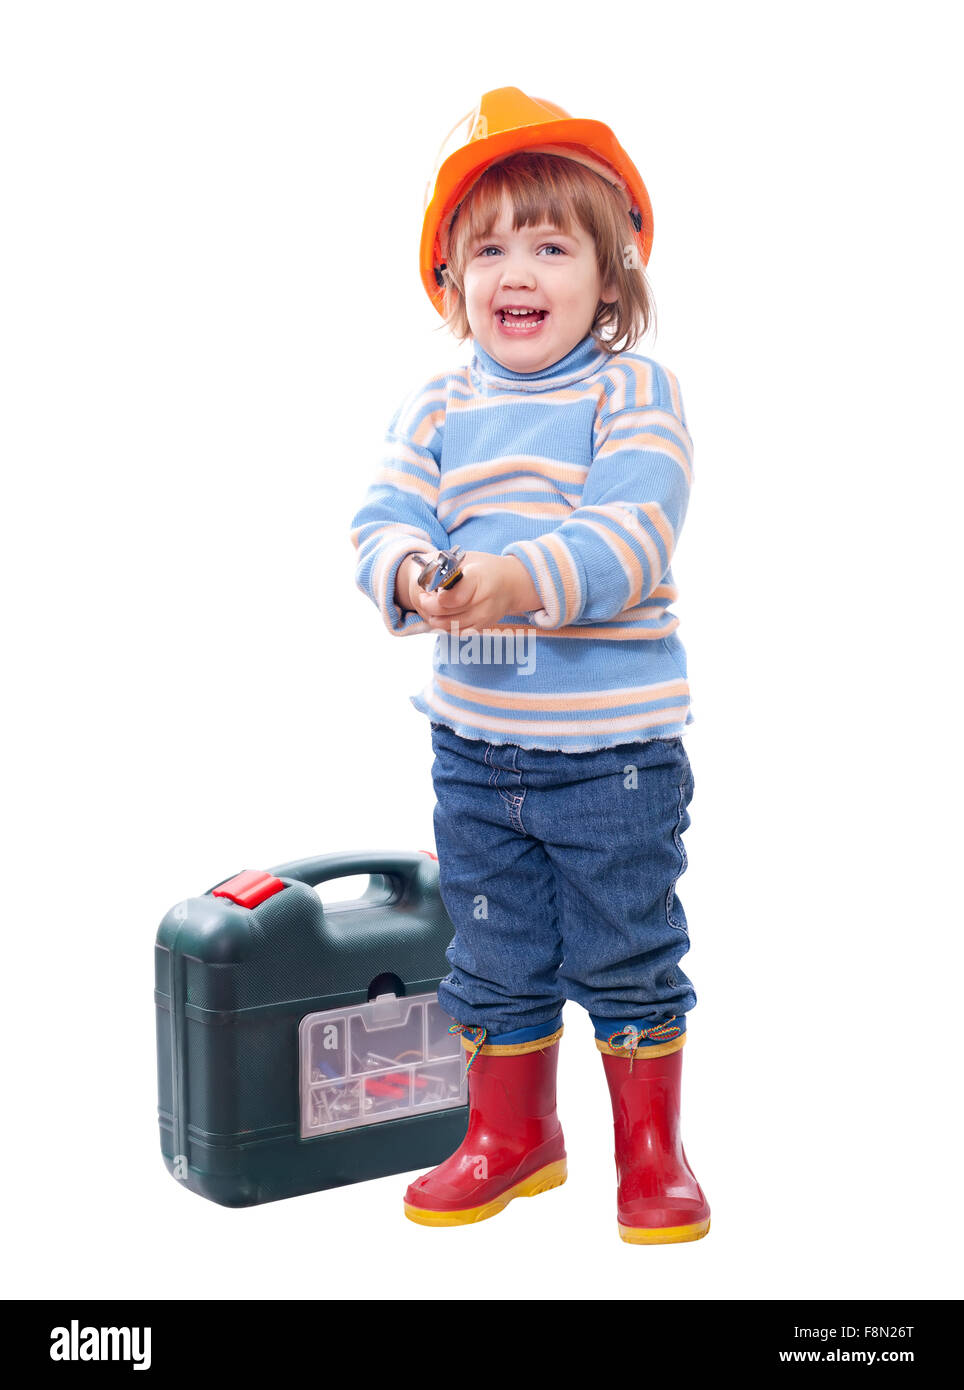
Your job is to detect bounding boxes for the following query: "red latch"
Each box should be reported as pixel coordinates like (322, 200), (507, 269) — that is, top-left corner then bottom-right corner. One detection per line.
(420, 849), (438, 860)
(212, 869), (286, 909)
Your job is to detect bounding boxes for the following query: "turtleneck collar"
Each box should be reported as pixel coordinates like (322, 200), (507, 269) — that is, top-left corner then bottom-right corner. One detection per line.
(469, 330), (610, 393)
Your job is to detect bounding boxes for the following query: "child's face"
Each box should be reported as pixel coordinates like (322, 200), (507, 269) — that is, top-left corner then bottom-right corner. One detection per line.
(461, 197), (615, 372)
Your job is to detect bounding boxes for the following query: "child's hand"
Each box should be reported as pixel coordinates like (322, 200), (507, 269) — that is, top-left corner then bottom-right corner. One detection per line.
(395, 554), (438, 623)
(419, 551), (539, 634)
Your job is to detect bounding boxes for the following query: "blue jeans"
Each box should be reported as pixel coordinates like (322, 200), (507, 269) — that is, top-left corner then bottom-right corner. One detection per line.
(429, 721), (697, 1049)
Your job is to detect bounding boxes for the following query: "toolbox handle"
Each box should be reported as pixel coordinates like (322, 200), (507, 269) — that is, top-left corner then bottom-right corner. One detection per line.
(268, 850), (433, 907)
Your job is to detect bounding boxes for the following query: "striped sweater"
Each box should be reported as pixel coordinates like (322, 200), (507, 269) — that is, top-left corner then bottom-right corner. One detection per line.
(349, 330), (695, 752)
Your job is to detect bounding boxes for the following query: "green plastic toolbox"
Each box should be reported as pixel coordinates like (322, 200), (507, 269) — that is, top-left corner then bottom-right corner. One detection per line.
(155, 850), (469, 1207)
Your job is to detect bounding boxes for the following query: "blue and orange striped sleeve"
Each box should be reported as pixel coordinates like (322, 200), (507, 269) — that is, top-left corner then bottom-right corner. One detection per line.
(350, 378), (451, 635)
(500, 364), (694, 629)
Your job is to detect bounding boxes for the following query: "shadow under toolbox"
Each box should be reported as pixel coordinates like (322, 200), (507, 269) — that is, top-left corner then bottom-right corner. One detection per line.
(155, 850), (468, 1207)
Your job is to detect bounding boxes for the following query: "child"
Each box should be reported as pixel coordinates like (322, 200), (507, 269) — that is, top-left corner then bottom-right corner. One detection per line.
(350, 87), (709, 1244)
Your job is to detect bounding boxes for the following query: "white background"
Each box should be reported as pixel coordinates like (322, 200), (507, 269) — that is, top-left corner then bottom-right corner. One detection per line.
(2, 0), (961, 1302)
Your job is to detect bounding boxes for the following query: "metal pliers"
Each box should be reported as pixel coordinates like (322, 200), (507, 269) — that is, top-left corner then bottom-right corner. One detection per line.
(416, 545), (465, 593)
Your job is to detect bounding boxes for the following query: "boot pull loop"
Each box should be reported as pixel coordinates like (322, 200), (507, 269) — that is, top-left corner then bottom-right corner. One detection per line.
(607, 1018), (682, 1072)
(449, 1022), (488, 1072)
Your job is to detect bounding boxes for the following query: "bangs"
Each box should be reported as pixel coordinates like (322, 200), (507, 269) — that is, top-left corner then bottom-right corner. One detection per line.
(449, 157), (582, 259)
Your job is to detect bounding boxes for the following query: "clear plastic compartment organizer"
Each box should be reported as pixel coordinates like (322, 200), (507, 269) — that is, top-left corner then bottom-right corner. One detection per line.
(299, 992), (467, 1137)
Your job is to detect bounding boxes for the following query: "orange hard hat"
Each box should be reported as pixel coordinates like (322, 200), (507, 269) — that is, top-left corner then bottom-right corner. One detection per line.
(419, 86), (655, 318)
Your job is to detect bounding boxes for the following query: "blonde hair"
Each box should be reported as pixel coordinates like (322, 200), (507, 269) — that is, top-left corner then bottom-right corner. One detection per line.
(436, 151), (656, 356)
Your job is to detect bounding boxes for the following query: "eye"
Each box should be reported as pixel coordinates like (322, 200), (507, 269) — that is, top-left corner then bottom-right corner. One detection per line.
(475, 242), (568, 257)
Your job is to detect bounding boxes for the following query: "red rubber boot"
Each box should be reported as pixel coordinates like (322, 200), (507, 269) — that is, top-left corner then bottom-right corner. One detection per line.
(403, 1026), (567, 1226)
(599, 1032), (710, 1244)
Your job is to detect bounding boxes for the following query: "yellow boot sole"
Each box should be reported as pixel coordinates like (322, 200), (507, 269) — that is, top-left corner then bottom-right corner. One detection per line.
(618, 1217), (711, 1245)
(403, 1158), (568, 1227)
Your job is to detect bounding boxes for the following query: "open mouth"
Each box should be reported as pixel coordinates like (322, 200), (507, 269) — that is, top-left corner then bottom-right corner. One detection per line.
(496, 308), (549, 333)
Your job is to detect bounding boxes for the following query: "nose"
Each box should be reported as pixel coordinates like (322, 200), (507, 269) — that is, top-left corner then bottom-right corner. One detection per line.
(499, 252), (537, 290)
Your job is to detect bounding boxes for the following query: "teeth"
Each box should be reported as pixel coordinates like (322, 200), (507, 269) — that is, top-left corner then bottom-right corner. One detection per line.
(504, 308), (541, 315)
